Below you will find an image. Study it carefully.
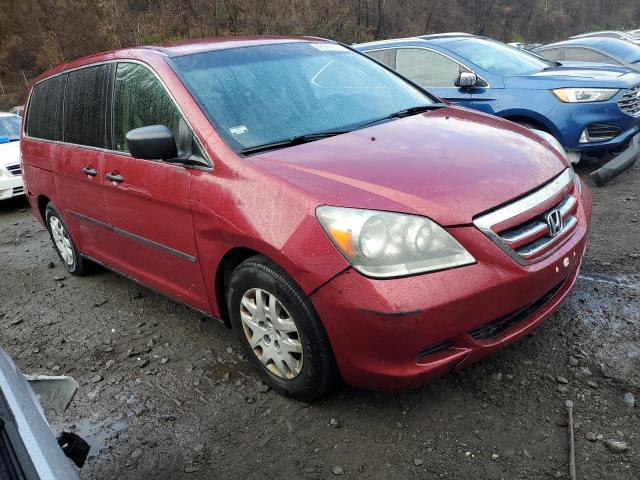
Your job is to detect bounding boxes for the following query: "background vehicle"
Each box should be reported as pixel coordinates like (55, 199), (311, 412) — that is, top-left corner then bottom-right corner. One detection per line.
(9, 106), (24, 117)
(0, 348), (80, 480)
(571, 30), (640, 45)
(22, 37), (590, 399)
(355, 34), (640, 185)
(534, 37), (640, 70)
(0, 113), (24, 200)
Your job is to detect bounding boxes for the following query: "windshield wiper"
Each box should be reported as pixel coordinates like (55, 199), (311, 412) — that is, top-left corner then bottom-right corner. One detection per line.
(240, 104), (446, 155)
(240, 130), (351, 155)
(356, 103), (447, 129)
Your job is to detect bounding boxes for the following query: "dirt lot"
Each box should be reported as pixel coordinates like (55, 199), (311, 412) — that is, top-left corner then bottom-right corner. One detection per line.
(1, 164), (638, 479)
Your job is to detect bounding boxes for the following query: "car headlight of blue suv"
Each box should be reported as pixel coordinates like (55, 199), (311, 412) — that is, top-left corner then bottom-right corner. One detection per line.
(552, 88), (619, 103)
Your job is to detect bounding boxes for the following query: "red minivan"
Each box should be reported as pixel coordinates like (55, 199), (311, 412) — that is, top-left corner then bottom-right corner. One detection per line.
(21, 37), (592, 400)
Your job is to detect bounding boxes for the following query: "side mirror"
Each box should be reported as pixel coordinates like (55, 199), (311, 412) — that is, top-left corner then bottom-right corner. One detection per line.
(125, 125), (178, 160)
(456, 71), (479, 88)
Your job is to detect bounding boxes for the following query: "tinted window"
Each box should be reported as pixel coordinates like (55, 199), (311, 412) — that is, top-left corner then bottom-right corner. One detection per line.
(538, 48), (562, 61)
(563, 47), (618, 64)
(169, 43), (432, 153)
(365, 49), (393, 67)
(395, 48), (463, 87)
(112, 62), (182, 153)
(25, 75), (65, 141)
(64, 65), (107, 147)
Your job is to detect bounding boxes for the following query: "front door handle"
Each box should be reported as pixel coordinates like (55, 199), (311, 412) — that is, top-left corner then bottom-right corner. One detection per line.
(81, 167), (97, 177)
(106, 172), (124, 183)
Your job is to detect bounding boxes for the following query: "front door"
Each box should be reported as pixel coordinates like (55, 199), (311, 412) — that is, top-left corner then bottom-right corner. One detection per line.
(102, 61), (209, 311)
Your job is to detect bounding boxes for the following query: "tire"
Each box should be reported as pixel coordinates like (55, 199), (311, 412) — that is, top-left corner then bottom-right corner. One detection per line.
(226, 255), (339, 400)
(45, 202), (89, 275)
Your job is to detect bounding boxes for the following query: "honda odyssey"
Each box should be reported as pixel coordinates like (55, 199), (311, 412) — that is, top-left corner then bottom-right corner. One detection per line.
(21, 37), (592, 399)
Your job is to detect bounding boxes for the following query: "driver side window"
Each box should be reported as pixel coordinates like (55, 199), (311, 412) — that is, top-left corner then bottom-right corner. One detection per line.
(395, 48), (463, 88)
(112, 62), (182, 153)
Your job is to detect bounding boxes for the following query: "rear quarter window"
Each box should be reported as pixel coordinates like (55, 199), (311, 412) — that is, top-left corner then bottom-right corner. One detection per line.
(64, 65), (108, 148)
(365, 49), (394, 67)
(25, 75), (66, 141)
(537, 48), (562, 61)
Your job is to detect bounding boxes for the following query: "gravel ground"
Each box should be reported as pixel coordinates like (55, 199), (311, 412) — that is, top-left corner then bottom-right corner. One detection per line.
(0, 164), (638, 479)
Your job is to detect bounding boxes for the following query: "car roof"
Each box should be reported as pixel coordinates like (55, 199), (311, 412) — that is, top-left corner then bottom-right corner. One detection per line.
(0, 112), (19, 118)
(142, 35), (332, 56)
(418, 32), (473, 40)
(572, 30), (633, 39)
(32, 36), (334, 84)
(357, 33), (477, 49)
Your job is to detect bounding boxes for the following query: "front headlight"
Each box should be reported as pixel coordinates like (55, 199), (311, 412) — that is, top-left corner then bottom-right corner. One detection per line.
(316, 206), (475, 278)
(552, 88), (619, 103)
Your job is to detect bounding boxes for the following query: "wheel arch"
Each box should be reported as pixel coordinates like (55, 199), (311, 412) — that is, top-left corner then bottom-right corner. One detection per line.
(37, 194), (52, 223)
(214, 247), (263, 327)
(501, 111), (563, 144)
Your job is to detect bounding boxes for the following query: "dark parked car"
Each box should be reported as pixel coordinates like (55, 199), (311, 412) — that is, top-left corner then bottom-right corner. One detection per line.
(22, 37), (591, 399)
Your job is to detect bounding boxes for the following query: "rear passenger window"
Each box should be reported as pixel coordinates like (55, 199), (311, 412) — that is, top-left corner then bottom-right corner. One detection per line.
(64, 65), (108, 148)
(395, 48), (463, 88)
(112, 62), (181, 153)
(26, 75), (66, 141)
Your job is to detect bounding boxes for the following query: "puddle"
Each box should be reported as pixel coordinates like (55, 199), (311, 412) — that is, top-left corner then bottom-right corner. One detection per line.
(207, 361), (244, 382)
(570, 274), (640, 382)
(69, 416), (127, 457)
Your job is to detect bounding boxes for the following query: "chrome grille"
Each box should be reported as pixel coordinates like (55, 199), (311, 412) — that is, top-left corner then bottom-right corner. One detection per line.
(12, 186), (24, 195)
(474, 170), (579, 265)
(6, 164), (21, 176)
(618, 84), (640, 117)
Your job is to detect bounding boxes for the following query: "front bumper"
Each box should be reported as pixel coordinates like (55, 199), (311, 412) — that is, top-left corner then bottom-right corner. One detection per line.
(311, 183), (592, 391)
(549, 95), (640, 155)
(0, 174), (24, 200)
(589, 132), (639, 186)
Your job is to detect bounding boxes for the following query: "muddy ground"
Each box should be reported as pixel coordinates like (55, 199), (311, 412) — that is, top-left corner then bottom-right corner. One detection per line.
(1, 164), (638, 480)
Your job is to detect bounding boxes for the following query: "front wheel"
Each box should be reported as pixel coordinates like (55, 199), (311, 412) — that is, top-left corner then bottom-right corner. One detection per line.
(45, 203), (89, 275)
(226, 255), (339, 400)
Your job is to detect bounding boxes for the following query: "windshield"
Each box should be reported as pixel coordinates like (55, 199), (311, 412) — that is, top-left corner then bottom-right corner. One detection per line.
(446, 38), (554, 76)
(0, 115), (21, 141)
(169, 42), (434, 153)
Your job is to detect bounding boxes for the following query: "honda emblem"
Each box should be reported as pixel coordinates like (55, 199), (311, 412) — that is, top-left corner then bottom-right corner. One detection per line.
(546, 209), (563, 237)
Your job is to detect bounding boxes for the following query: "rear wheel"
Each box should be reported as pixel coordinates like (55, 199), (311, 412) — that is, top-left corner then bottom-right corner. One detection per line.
(45, 203), (89, 275)
(226, 255), (338, 400)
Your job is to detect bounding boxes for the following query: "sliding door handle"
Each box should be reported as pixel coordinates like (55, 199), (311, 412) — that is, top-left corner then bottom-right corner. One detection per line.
(106, 172), (124, 183)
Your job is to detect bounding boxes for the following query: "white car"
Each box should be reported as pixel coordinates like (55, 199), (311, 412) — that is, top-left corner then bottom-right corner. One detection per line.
(0, 112), (24, 200)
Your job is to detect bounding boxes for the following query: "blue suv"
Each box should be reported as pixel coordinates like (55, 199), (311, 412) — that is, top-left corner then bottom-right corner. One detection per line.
(355, 33), (640, 185)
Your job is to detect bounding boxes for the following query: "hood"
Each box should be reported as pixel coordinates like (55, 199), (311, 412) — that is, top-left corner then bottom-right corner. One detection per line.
(250, 107), (567, 226)
(0, 140), (20, 168)
(505, 64), (640, 89)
